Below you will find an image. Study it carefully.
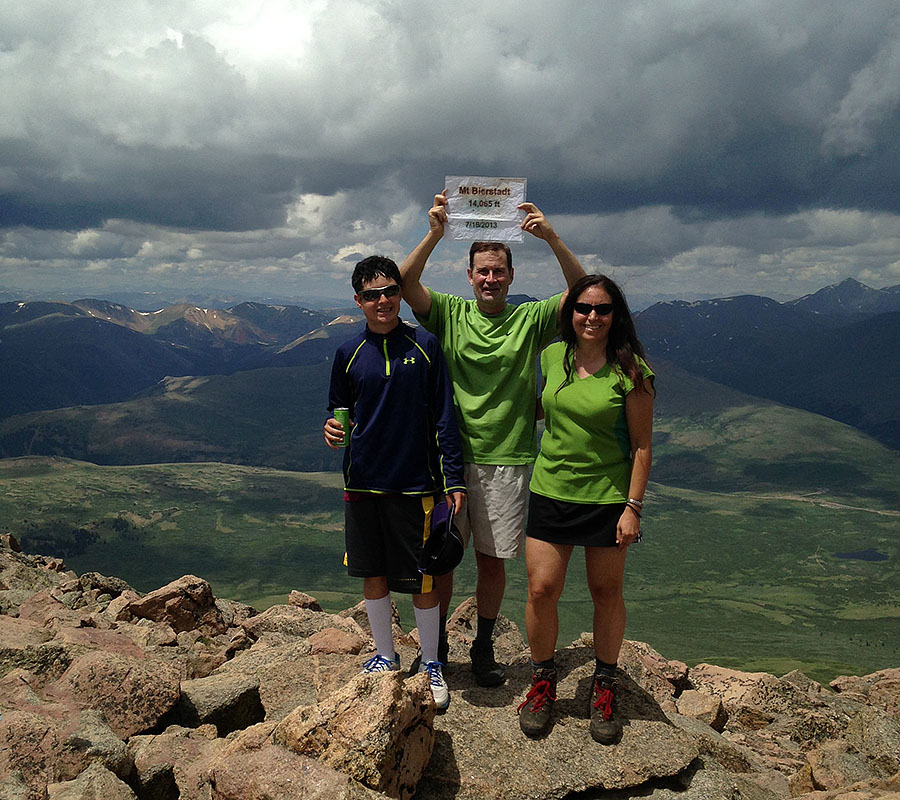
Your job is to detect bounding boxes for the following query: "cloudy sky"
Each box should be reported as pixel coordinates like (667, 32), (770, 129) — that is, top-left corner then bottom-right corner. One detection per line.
(3, 0), (900, 307)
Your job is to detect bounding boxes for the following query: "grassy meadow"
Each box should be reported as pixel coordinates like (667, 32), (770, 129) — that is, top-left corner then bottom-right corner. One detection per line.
(2, 456), (897, 684)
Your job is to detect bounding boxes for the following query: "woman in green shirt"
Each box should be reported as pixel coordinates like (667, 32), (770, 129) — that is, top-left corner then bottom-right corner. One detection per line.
(517, 274), (654, 744)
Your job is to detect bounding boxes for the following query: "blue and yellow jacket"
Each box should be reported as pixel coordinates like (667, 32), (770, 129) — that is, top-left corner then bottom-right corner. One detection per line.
(327, 321), (465, 496)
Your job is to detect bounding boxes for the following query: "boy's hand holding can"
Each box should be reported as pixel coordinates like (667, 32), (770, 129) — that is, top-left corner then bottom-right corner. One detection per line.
(324, 408), (351, 449)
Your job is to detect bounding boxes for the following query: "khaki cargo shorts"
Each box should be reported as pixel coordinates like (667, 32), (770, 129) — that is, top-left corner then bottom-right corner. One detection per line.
(456, 463), (531, 559)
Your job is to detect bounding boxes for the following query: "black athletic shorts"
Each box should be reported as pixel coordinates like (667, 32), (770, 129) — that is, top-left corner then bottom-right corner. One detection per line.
(344, 493), (438, 594)
(526, 492), (626, 547)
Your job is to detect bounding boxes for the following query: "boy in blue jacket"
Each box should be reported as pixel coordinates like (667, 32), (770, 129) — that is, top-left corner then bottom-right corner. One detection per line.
(324, 255), (465, 709)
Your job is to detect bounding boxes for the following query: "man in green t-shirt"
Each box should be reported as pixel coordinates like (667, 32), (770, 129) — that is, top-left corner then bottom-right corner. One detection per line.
(400, 191), (585, 686)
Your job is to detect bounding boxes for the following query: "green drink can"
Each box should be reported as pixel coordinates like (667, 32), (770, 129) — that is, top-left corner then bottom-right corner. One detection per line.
(334, 407), (350, 448)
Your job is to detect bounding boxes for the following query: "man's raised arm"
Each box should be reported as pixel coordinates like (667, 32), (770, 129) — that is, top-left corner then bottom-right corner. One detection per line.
(519, 202), (586, 301)
(399, 192), (448, 317)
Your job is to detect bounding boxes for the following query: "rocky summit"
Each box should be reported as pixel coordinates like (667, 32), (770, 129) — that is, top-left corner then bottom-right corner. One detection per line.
(1, 533), (898, 800)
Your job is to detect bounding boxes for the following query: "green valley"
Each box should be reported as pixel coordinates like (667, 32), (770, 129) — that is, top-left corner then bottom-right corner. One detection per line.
(2, 451), (897, 685)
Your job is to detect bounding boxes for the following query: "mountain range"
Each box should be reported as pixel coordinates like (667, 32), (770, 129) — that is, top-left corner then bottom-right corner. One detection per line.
(0, 298), (341, 419)
(634, 278), (900, 448)
(1, 277), (899, 459)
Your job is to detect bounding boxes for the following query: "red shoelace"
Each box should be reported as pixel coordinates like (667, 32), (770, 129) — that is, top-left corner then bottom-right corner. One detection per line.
(517, 678), (557, 713)
(593, 683), (614, 720)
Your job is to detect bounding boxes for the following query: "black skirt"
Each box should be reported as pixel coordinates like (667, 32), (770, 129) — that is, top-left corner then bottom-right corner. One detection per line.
(526, 492), (626, 547)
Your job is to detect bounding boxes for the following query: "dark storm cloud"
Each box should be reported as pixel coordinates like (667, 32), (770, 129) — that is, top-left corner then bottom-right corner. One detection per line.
(3, 0), (897, 233)
(2, 0), (900, 298)
(0, 146), (301, 231)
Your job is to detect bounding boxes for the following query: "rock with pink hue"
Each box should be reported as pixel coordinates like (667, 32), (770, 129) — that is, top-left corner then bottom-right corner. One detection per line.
(793, 771), (900, 799)
(617, 638), (688, 710)
(128, 724), (225, 799)
(116, 617), (178, 649)
(289, 590), (323, 611)
(56, 709), (131, 782)
(0, 539), (69, 600)
(846, 706), (900, 776)
(689, 663), (790, 713)
(0, 668), (50, 713)
(103, 589), (142, 623)
(243, 603), (363, 643)
(803, 740), (883, 792)
(666, 712), (759, 774)
(0, 615), (70, 683)
(215, 597), (257, 628)
(46, 762), (137, 800)
(46, 650), (181, 738)
(627, 638), (690, 690)
(869, 675), (900, 721)
(687, 662), (838, 737)
(833, 667), (900, 720)
(164, 632), (230, 682)
(177, 672), (265, 734)
(50, 626), (146, 661)
(0, 705), (128, 795)
(309, 627), (366, 656)
(0, 615), (50, 664)
(0, 710), (63, 795)
(124, 575), (227, 635)
(215, 638), (362, 722)
(676, 688), (729, 731)
(193, 729), (384, 800)
(16, 588), (85, 629)
(273, 671), (435, 800)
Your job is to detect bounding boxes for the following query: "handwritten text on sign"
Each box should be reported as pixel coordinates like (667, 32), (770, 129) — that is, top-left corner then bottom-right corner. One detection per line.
(445, 176), (527, 242)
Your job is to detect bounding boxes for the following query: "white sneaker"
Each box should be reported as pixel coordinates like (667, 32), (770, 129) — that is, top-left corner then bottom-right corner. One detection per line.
(419, 660), (450, 709)
(362, 653), (400, 673)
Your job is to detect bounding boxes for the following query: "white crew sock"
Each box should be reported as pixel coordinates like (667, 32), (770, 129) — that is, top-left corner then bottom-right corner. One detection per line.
(365, 594), (395, 658)
(414, 603), (440, 664)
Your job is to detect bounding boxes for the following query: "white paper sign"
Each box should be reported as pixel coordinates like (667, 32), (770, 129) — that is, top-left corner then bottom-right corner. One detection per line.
(444, 176), (527, 242)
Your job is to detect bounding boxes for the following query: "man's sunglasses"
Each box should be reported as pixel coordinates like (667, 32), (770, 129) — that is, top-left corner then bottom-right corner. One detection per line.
(358, 284), (401, 303)
(573, 302), (613, 316)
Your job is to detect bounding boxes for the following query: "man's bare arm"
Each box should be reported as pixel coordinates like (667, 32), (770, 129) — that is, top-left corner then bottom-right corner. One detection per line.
(519, 202), (587, 312)
(399, 192), (447, 317)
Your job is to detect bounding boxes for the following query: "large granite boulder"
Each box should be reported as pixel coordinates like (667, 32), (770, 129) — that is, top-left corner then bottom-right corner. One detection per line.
(192, 724), (384, 800)
(44, 650), (181, 738)
(46, 762), (137, 800)
(416, 643), (700, 800)
(176, 672), (265, 734)
(274, 671), (435, 800)
(123, 575), (227, 636)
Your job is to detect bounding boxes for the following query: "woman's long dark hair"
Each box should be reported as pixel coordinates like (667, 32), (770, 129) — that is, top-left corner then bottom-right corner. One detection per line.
(556, 274), (653, 396)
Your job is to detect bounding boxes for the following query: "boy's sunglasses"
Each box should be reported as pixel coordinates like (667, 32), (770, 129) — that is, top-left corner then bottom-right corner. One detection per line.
(573, 302), (613, 316)
(358, 284), (401, 303)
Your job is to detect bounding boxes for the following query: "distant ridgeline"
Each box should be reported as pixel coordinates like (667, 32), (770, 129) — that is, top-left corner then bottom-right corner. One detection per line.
(0, 277), (898, 465)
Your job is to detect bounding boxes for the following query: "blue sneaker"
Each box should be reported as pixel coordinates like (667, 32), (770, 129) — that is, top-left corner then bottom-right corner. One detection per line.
(419, 660), (450, 709)
(362, 653), (401, 673)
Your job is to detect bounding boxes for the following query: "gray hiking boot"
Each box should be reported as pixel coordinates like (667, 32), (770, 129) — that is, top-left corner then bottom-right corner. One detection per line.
(589, 673), (623, 744)
(517, 668), (557, 738)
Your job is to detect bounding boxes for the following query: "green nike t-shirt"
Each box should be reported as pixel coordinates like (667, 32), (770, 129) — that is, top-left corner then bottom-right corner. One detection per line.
(530, 341), (654, 503)
(416, 290), (562, 464)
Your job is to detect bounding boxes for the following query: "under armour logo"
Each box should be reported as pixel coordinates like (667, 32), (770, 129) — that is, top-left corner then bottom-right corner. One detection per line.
(403, 357), (416, 364)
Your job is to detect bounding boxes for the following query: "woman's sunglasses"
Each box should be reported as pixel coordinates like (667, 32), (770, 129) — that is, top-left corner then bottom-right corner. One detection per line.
(358, 284), (401, 303)
(573, 302), (613, 316)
